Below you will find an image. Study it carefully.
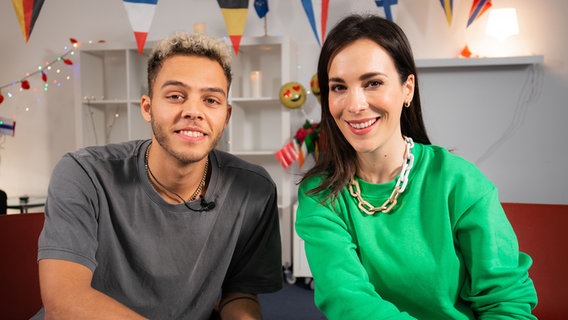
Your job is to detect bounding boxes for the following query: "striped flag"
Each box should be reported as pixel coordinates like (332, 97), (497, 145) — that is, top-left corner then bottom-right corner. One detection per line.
(439, 0), (453, 26)
(275, 140), (299, 169)
(217, 0), (249, 55)
(11, 0), (45, 42)
(467, 0), (492, 27)
(123, 0), (158, 55)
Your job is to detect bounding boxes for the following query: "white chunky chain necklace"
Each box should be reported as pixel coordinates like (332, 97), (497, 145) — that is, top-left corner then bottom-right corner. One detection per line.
(348, 136), (414, 214)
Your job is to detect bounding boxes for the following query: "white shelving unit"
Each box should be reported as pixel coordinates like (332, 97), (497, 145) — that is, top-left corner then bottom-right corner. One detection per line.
(74, 42), (152, 148)
(74, 36), (298, 269)
(290, 54), (545, 284)
(218, 36), (297, 268)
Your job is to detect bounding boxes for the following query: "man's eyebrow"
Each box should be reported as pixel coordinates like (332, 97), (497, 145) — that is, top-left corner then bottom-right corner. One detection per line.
(161, 80), (188, 89)
(203, 86), (227, 97)
(161, 80), (226, 97)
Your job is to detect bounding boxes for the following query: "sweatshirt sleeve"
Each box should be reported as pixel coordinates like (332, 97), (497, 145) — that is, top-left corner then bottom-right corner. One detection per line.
(455, 190), (538, 319)
(295, 181), (416, 320)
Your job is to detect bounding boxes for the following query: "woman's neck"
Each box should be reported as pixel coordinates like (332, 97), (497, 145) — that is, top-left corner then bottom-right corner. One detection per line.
(355, 137), (407, 184)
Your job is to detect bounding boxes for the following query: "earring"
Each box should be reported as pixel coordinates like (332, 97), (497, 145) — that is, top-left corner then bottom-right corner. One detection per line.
(404, 101), (411, 108)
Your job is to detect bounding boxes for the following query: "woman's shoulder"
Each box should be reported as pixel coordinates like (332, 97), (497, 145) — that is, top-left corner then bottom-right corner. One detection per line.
(417, 143), (482, 175)
(416, 143), (495, 191)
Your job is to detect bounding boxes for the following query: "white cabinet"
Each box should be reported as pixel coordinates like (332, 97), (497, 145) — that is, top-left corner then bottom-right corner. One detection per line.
(74, 36), (298, 267)
(219, 36), (297, 267)
(74, 42), (152, 148)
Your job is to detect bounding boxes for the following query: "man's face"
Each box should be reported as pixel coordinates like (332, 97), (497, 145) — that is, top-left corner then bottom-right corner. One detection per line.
(141, 55), (232, 164)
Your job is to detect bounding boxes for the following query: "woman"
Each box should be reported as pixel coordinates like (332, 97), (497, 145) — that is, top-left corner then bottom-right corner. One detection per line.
(295, 14), (537, 319)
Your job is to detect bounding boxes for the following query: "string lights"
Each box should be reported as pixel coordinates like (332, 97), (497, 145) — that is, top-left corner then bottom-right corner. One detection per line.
(0, 38), (78, 105)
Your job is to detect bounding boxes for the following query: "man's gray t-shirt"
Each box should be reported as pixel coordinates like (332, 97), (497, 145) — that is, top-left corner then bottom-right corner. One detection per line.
(34, 140), (282, 319)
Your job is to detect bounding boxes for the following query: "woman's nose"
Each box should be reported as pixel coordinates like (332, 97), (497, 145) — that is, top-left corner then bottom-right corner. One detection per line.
(347, 88), (368, 114)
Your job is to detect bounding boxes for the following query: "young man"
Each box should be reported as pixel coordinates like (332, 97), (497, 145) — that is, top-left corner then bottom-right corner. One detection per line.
(33, 32), (282, 320)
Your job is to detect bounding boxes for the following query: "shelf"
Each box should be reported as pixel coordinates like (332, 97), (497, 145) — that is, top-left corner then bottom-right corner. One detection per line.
(416, 55), (544, 69)
(230, 98), (281, 111)
(82, 100), (135, 105)
(230, 97), (279, 104)
(231, 151), (277, 156)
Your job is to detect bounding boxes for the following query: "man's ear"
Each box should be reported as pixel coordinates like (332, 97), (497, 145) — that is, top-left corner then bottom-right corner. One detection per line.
(141, 95), (152, 122)
(225, 104), (232, 127)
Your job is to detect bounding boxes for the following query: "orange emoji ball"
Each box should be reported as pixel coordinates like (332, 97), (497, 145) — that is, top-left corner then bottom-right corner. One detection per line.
(310, 73), (320, 103)
(279, 81), (306, 109)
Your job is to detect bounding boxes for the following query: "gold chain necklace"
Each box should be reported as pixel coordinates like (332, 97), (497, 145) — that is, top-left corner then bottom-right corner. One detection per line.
(348, 136), (414, 214)
(145, 143), (208, 204)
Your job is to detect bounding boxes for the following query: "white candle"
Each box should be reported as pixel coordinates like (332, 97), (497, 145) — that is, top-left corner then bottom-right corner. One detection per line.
(250, 71), (262, 97)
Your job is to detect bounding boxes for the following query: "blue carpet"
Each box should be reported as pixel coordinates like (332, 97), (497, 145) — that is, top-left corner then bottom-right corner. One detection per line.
(259, 280), (326, 319)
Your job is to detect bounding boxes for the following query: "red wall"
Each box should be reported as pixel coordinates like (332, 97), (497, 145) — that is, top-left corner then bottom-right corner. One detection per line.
(503, 203), (568, 320)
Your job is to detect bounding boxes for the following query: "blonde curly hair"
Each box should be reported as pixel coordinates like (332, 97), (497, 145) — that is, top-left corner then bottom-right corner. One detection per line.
(147, 32), (232, 97)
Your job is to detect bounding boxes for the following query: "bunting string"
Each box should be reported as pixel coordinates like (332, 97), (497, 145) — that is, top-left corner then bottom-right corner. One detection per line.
(0, 38), (78, 105)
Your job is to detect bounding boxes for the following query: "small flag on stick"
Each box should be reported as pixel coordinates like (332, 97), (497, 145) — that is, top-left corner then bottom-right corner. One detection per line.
(254, 0), (268, 18)
(375, 0), (398, 22)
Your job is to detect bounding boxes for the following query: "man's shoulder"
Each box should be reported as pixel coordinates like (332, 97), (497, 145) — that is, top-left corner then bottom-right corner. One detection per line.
(69, 140), (146, 163)
(212, 149), (275, 186)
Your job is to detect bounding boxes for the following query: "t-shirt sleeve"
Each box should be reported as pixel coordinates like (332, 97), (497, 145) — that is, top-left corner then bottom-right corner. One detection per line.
(37, 154), (100, 271)
(221, 182), (283, 294)
(455, 189), (538, 319)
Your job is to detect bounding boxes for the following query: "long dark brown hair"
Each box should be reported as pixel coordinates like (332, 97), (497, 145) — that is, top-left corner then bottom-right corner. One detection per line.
(302, 14), (431, 204)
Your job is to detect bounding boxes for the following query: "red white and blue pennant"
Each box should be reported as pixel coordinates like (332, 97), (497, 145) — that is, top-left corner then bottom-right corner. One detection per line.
(122, 0), (158, 55)
(301, 0), (329, 47)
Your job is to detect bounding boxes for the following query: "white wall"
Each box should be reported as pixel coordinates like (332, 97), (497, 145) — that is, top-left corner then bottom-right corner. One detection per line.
(0, 0), (566, 204)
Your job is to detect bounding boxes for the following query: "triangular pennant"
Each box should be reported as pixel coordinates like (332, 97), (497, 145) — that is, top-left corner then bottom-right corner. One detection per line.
(11, 0), (45, 42)
(375, 0), (398, 22)
(467, 0), (492, 27)
(301, 0), (320, 46)
(439, 0), (453, 26)
(217, 0), (249, 55)
(134, 32), (149, 54)
(321, 0), (329, 42)
(123, 0), (158, 55)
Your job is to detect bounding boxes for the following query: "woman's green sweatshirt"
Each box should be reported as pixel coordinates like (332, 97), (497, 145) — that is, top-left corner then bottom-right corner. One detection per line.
(296, 143), (537, 319)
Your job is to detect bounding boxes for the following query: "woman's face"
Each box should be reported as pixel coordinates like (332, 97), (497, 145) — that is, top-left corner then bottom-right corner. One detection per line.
(327, 38), (414, 155)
